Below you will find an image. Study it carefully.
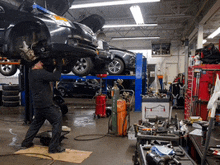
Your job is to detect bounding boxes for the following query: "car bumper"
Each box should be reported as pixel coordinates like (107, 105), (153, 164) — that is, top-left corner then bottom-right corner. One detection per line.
(97, 50), (114, 63)
(50, 43), (97, 58)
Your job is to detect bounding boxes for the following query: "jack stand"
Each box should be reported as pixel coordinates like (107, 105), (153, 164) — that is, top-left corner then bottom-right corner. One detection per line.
(172, 94), (178, 108)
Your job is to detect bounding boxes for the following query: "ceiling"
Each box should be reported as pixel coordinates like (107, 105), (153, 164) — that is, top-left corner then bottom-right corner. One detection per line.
(64, 0), (219, 50)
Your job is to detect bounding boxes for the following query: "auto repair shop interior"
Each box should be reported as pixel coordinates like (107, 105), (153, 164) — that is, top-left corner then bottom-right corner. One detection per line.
(1, 0), (220, 165)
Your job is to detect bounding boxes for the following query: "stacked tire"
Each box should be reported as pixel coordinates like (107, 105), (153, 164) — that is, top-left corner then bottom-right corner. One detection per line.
(2, 84), (20, 107)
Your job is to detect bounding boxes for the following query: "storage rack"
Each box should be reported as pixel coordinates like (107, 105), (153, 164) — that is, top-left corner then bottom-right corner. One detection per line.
(60, 53), (147, 112)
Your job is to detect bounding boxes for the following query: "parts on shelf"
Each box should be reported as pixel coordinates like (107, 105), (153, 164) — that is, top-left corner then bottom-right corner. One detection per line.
(196, 43), (220, 64)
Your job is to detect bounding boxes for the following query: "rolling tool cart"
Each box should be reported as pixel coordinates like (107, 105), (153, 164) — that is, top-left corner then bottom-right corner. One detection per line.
(133, 141), (197, 165)
(132, 103), (190, 165)
(141, 97), (170, 122)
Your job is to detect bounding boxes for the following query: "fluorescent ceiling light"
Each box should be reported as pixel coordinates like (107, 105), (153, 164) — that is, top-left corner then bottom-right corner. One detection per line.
(207, 27), (220, 39)
(130, 5), (144, 24)
(111, 36), (160, 40)
(103, 24), (157, 28)
(70, 0), (160, 9)
(203, 39), (207, 44)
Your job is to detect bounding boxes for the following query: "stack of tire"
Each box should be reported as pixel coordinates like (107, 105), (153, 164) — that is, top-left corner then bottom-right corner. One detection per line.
(2, 84), (20, 107)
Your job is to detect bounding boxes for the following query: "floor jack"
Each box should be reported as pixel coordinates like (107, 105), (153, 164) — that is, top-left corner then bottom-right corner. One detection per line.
(35, 126), (71, 146)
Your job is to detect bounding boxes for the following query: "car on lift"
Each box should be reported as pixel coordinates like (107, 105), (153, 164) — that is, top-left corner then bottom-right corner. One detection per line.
(107, 46), (136, 75)
(57, 78), (111, 98)
(71, 40), (114, 76)
(72, 45), (136, 76)
(0, 0), (106, 76)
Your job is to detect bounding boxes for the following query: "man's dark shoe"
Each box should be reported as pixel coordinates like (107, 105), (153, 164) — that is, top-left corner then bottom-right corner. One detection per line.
(48, 147), (65, 153)
(20, 142), (34, 149)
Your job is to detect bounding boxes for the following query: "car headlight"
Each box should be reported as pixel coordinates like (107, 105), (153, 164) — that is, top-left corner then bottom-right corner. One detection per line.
(49, 15), (73, 27)
(78, 23), (97, 44)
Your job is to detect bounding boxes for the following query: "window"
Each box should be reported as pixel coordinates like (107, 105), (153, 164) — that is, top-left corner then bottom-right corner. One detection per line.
(152, 43), (170, 55)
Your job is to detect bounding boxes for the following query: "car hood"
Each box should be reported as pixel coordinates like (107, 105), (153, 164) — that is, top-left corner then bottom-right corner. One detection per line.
(109, 46), (136, 56)
(80, 14), (105, 33)
(4, 0), (74, 16)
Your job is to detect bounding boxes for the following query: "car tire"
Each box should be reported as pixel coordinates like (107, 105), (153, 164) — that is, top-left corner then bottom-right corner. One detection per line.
(0, 60), (18, 76)
(107, 57), (124, 75)
(72, 58), (93, 76)
(2, 90), (19, 96)
(2, 84), (19, 91)
(57, 87), (66, 97)
(2, 96), (19, 101)
(2, 101), (19, 107)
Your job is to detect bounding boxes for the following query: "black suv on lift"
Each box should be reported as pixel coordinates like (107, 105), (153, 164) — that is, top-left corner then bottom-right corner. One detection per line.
(0, 0), (108, 76)
(71, 45), (136, 76)
(108, 46), (136, 75)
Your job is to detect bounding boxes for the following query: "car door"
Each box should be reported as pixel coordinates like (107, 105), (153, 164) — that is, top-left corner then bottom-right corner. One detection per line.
(74, 79), (87, 95)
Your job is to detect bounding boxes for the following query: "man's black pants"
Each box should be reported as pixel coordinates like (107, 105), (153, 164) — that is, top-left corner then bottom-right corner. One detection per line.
(22, 105), (62, 151)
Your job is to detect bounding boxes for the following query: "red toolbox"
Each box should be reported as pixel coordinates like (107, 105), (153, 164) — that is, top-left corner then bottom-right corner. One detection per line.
(184, 64), (220, 120)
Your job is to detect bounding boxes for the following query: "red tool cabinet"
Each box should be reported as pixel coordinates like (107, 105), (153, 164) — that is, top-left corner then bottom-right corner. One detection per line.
(184, 64), (220, 120)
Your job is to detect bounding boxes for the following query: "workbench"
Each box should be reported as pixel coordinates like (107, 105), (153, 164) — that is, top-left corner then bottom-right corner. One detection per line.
(188, 126), (220, 164)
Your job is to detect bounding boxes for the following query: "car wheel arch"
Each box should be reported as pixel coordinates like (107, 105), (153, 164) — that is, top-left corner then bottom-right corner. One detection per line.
(7, 21), (50, 54)
(107, 55), (125, 75)
(113, 55), (125, 65)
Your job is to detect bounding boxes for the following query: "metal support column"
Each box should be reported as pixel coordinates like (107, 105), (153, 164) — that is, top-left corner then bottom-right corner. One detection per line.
(24, 65), (32, 124)
(197, 24), (204, 49)
(135, 53), (143, 112)
(142, 57), (147, 95)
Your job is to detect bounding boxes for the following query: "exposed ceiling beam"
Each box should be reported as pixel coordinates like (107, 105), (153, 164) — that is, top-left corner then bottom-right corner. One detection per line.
(189, 0), (220, 43)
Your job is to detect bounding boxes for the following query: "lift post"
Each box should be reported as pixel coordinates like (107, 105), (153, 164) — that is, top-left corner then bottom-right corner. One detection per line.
(21, 64), (33, 124)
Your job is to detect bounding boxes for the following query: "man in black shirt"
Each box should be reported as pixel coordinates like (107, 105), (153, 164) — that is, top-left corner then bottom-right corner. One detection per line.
(21, 58), (65, 153)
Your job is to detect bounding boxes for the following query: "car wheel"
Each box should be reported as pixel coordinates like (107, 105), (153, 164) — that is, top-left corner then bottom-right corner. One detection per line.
(0, 60), (18, 76)
(107, 57), (124, 75)
(72, 58), (93, 76)
(58, 87), (66, 97)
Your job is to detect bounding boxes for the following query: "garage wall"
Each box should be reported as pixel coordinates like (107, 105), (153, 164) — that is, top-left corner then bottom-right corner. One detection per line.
(131, 42), (185, 89)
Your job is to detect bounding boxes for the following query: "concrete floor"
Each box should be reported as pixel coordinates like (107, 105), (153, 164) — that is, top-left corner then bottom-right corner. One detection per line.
(0, 98), (184, 165)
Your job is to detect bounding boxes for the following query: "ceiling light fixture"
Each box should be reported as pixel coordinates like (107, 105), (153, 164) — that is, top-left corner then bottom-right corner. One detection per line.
(130, 5), (144, 24)
(103, 24), (157, 28)
(111, 36), (160, 40)
(207, 27), (220, 39)
(70, 0), (160, 9)
(203, 39), (207, 44)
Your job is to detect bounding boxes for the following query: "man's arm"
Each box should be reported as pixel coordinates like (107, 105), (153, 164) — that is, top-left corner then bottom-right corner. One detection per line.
(40, 58), (62, 82)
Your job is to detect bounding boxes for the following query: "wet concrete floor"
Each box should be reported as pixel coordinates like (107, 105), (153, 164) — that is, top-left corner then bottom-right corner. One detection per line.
(0, 98), (184, 165)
